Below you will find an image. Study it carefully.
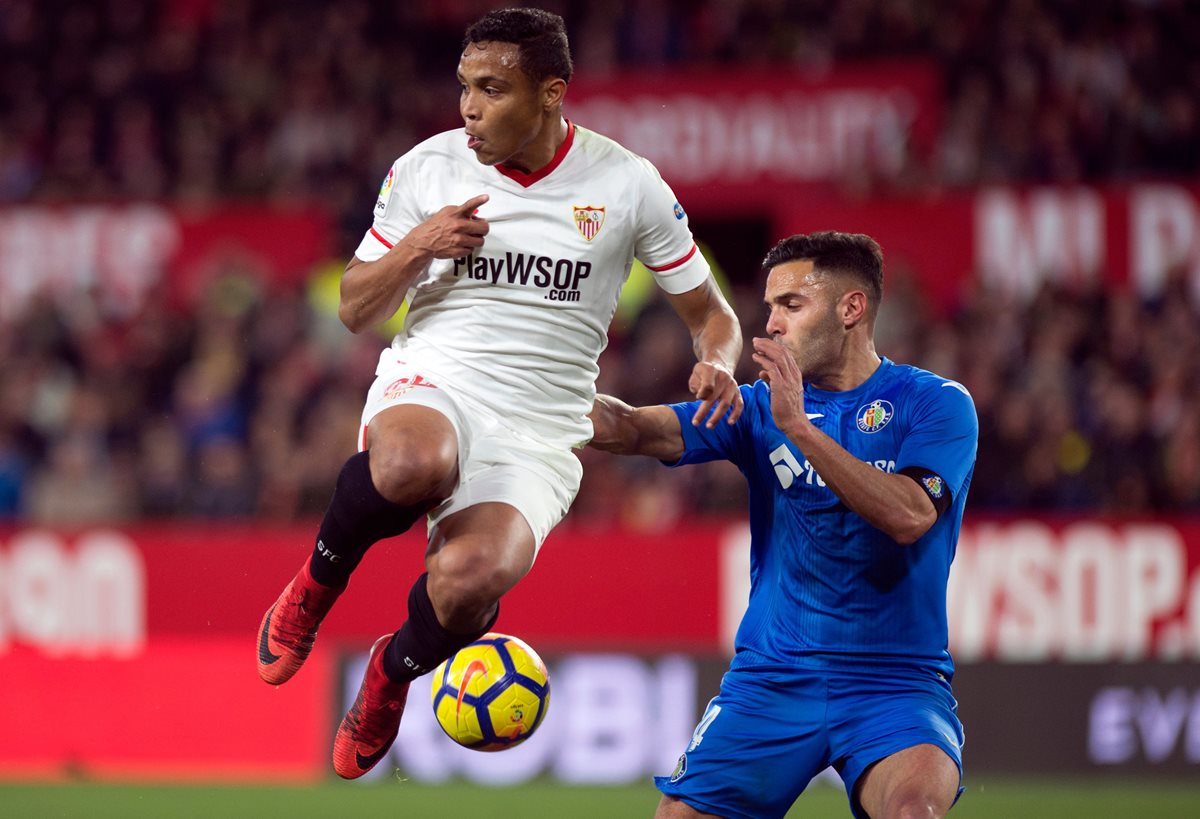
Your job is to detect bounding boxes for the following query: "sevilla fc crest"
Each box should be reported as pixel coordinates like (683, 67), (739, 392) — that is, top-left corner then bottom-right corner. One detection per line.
(573, 205), (605, 241)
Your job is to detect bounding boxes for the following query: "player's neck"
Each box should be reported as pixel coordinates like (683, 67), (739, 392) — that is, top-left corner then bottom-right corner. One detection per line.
(500, 116), (569, 175)
(811, 344), (882, 393)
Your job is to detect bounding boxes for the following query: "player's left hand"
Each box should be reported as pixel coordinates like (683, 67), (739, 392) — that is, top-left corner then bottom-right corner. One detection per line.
(751, 336), (808, 432)
(689, 361), (743, 428)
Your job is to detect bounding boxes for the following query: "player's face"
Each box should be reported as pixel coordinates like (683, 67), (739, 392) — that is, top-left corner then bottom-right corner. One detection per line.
(763, 260), (849, 381)
(458, 41), (548, 169)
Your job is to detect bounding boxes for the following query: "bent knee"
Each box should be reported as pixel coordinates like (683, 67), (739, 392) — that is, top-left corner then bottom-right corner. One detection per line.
(431, 548), (519, 603)
(368, 435), (456, 504)
(886, 788), (952, 819)
(428, 549), (525, 627)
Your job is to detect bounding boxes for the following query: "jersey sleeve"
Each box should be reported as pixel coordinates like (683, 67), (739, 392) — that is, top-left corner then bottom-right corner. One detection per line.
(895, 379), (978, 501)
(353, 154), (425, 262)
(632, 158), (710, 294)
(664, 384), (754, 469)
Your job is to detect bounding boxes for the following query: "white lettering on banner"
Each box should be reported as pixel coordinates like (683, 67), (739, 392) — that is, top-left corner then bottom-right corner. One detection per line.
(1131, 185), (1200, 298)
(1088, 687), (1200, 764)
(975, 188), (1105, 298)
(569, 90), (917, 184)
(0, 530), (145, 656)
(947, 522), (1192, 662)
(0, 206), (180, 319)
(346, 654), (697, 785)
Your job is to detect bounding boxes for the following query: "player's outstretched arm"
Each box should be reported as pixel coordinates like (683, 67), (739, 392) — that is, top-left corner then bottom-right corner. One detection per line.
(664, 277), (744, 428)
(588, 395), (685, 462)
(339, 195), (491, 332)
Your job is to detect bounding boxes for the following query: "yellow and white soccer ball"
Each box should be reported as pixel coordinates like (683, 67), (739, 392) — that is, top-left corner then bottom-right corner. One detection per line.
(430, 632), (550, 751)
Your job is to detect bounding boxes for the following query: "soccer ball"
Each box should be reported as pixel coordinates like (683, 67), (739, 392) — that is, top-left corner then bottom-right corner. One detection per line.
(430, 632), (550, 751)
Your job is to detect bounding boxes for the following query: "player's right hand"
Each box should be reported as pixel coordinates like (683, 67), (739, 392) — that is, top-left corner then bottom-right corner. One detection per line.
(412, 194), (490, 259)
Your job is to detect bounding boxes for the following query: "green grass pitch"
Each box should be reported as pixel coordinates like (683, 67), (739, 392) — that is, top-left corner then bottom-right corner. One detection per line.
(3, 777), (1198, 818)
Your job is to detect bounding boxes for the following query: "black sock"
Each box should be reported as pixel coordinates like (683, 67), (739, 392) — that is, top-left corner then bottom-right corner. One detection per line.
(308, 450), (422, 587)
(382, 573), (499, 683)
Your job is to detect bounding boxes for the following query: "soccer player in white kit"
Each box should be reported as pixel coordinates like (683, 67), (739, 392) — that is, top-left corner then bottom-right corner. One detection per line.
(255, 8), (743, 779)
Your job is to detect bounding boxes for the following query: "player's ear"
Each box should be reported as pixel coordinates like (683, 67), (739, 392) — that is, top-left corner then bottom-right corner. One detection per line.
(542, 77), (566, 111)
(842, 290), (869, 329)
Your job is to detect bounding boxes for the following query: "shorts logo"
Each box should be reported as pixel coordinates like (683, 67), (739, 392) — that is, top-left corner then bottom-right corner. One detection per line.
(573, 205), (605, 241)
(374, 167), (395, 217)
(922, 474), (945, 498)
(673, 201), (686, 220)
(856, 399), (894, 434)
(383, 374), (437, 399)
(669, 753), (687, 783)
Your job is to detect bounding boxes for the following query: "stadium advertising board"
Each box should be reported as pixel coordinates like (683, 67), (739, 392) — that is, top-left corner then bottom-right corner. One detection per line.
(0, 205), (332, 319)
(2, 518), (1200, 780)
(4, 183), (1197, 322)
(566, 62), (941, 210)
(955, 662), (1200, 776)
(777, 182), (1200, 314)
(2, 518), (1200, 660)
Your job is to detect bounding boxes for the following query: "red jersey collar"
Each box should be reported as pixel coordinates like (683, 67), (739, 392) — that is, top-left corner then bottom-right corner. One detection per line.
(495, 119), (575, 187)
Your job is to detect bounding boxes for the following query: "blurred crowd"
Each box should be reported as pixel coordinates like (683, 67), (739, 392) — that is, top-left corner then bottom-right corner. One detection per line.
(2, 0), (1200, 525)
(1, 264), (1198, 527)
(2, 0), (1198, 225)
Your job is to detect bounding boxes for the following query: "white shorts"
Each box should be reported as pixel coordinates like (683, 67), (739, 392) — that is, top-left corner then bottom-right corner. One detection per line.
(359, 349), (583, 552)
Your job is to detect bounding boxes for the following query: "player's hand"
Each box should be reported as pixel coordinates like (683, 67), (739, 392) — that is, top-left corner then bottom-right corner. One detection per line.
(411, 194), (490, 259)
(751, 336), (807, 432)
(689, 360), (743, 428)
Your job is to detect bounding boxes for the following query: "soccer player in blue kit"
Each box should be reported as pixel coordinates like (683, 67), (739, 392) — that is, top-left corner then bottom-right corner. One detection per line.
(589, 231), (978, 819)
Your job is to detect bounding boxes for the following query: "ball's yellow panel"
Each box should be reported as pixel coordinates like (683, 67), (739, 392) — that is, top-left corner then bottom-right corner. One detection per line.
(433, 688), (486, 745)
(484, 682), (541, 741)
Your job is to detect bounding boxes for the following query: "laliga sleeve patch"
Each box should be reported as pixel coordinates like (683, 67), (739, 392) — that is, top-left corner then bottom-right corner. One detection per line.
(900, 466), (952, 516)
(374, 167), (395, 217)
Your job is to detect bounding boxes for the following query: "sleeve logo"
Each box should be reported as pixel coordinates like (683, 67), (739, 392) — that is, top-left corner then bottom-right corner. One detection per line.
(374, 167), (395, 217)
(921, 474), (945, 498)
(856, 399), (894, 433)
(573, 205), (605, 241)
(673, 202), (686, 220)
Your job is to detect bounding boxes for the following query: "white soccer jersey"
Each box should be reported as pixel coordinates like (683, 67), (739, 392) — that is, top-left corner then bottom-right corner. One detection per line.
(354, 121), (710, 449)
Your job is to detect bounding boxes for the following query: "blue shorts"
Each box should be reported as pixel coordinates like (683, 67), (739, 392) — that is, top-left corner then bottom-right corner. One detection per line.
(655, 663), (964, 819)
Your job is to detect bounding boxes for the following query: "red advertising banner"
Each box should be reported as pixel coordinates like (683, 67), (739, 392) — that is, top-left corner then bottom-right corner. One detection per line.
(4, 517), (1200, 782)
(2, 517), (1200, 661)
(776, 182), (1200, 313)
(0, 639), (331, 781)
(565, 62), (941, 212)
(5, 183), (1197, 323)
(0, 205), (334, 319)
(0, 523), (723, 656)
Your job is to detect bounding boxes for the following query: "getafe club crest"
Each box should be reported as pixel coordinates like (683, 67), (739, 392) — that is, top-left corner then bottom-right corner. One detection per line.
(856, 399), (894, 433)
(573, 205), (605, 241)
(669, 753), (687, 783)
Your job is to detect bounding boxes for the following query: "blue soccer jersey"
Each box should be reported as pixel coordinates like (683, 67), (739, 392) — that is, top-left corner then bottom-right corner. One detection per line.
(669, 357), (977, 677)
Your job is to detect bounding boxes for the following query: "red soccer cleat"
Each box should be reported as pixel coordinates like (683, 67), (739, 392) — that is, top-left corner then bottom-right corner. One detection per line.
(257, 560), (345, 685)
(333, 634), (410, 779)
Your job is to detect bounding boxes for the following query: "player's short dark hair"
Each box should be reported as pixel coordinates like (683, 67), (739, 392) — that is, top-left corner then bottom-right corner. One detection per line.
(762, 231), (884, 308)
(464, 8), (573, 84)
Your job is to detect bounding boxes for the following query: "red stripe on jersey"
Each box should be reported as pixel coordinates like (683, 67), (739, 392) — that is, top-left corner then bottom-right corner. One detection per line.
(370, 227), (394, 248)
(496, 120), (576, 188)
(646, 244), (698, 272)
